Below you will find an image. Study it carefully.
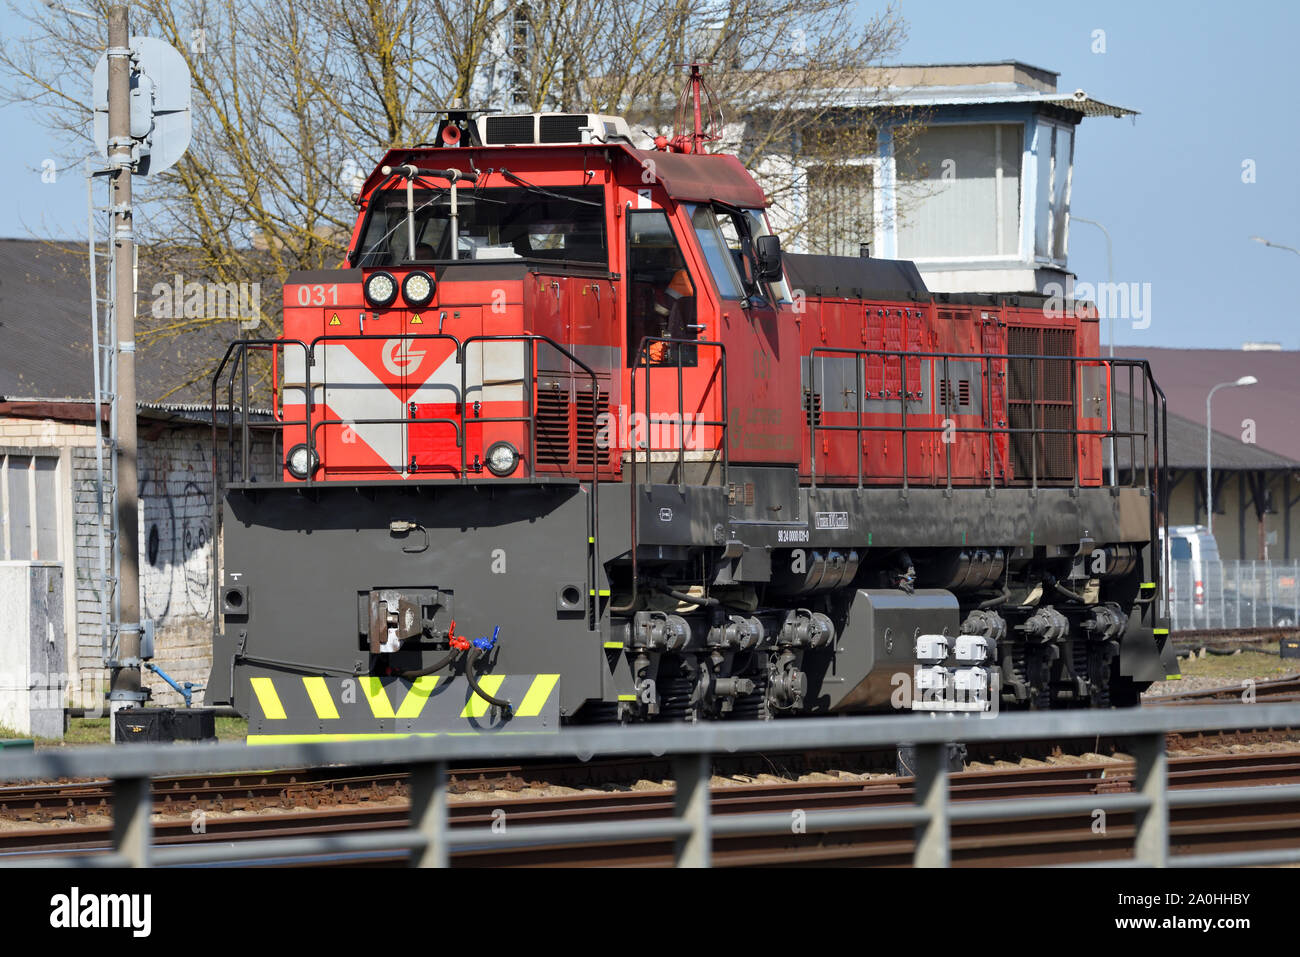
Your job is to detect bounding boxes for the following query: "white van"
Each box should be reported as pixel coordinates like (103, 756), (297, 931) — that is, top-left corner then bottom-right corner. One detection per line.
(1160, 525), (1223, 626)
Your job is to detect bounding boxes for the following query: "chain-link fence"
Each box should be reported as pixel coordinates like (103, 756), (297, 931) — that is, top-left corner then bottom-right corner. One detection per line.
(1167, 560), (1300, 631)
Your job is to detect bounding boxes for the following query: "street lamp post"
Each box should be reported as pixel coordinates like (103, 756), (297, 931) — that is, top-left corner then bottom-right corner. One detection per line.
(1073, 216), (1115, 484)
(1206, 376), (1258, 534)
(1251, 235), (1300, 258)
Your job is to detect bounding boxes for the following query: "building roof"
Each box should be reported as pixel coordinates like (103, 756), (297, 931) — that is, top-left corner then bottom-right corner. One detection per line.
(881, 87), (1137, 120)
(1115, 406), (1300, 473)
(0, 398), (274, 428)
(1115, 346), (1300, 463)
(760, 60), (1136, 120)
(0, 238), (247, 405)
(0, 239), (98, 399)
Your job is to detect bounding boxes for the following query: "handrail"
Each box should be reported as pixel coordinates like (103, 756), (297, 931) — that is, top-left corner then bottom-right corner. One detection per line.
(3, 702), (1296, 868)
(805, 347), (1163, 492)
(613, 335), (728, 615)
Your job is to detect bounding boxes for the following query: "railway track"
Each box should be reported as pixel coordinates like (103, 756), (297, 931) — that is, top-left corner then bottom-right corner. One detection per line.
(3, 750), (1300, 866)
(1145, 673), (1300, 706)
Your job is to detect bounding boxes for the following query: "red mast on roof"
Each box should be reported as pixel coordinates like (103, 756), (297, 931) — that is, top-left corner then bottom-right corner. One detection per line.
(666, 63), (722, 154)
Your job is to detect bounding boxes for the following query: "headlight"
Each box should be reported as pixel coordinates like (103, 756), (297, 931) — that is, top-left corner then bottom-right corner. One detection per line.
(485, 441), (519, 477)
(364, 271), (398, 307)
(402, 271), (434, 307)
(286, 443), (320, 479)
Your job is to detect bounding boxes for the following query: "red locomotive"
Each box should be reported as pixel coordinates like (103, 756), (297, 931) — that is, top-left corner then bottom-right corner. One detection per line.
(209, 85), (1171, 741)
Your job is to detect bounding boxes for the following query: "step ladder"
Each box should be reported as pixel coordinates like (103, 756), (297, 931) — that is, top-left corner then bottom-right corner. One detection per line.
(86, 157), (121, 668)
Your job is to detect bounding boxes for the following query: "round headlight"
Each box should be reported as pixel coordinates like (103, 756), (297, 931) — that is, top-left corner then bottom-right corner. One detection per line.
(485, 441), (519, 477)
(364, 271), (398, 307)
(402, 271), (434, 307)
(286, 443), (319, 479)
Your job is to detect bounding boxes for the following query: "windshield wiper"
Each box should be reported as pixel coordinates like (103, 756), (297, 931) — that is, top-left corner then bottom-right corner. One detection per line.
(353, 186), (449, 266)
(496, 168), (603, 208)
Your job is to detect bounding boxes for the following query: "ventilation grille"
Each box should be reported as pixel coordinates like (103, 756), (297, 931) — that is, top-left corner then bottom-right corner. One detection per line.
(538, 114), (587, 143)
(938, 379), (972, 410)
(803, 390), (823, 426)
(1007, 326), (1077, 482)
(536, 390), (572, 465)
(484, 115), (536, 144)
(535, 386), (611, 472)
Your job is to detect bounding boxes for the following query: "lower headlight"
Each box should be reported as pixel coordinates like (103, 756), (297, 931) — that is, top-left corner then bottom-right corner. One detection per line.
(286, 443), (320, 479)
(485, 441), (519, 476)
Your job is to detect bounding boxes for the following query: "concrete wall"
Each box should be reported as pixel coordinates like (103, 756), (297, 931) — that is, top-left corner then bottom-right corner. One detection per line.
(1, 415), (275, 707)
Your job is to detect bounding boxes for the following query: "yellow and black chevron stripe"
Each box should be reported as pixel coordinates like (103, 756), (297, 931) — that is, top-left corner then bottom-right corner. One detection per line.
(245, 673), (560, 743)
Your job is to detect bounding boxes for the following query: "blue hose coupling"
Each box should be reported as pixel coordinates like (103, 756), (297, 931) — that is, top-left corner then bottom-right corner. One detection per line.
(473, 626), (501, 652)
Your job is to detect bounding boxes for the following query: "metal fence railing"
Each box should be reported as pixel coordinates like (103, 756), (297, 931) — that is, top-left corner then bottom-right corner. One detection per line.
(2, 703), (1299, 868)
(1167, 560), (1300, 631)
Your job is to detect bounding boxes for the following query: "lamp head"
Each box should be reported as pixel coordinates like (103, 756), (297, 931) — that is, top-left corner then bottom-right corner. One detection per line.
(1235, 375), (1258, 387)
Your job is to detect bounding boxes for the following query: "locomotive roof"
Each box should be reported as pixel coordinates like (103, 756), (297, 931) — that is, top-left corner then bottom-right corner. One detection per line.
(362, 142), (767, 209)
(783, 252), (929, 302)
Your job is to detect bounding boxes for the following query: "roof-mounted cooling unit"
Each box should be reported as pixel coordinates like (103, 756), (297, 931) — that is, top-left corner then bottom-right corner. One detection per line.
(477, 113), (634, 146)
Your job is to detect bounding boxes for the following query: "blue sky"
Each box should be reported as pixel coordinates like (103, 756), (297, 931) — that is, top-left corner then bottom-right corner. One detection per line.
(1, 1), (1297, 349)
(890, 0), (1300, 349)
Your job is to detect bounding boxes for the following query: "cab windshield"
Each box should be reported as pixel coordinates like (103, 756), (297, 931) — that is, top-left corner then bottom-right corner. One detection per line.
(352, 185), (607, 267)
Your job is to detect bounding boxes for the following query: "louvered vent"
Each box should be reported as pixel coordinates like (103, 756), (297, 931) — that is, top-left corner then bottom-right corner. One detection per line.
(535, 384), (611, 472)
(938, 379), (973, 410)
(1007, 326), (1077, 483)
(803, 390), (823, 426)
(535, 390), (571, 465)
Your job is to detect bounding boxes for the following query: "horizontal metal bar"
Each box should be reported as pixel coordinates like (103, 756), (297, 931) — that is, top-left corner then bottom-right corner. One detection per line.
(150, 829), (425, 866)
(710, 805), (930, 836)
(947, 792), (1151, 822)
(1166, 783), (1300, 807)
(1170, 847), (1300, 868)
(2, 704), (1295, 784)
(444, 817), (694, 847)
(0, 852), (130, 868)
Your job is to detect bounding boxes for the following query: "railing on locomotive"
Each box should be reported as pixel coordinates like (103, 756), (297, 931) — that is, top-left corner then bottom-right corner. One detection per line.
(803, 348), (1165, 493)
(214, 333), (603, 485)
(212, 332), (607, 629)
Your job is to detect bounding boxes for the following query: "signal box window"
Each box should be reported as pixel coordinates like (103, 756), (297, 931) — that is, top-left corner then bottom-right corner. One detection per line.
(626, 211), (697, 367)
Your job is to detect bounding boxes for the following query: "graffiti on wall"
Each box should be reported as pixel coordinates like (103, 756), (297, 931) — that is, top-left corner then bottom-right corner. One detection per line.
(139, 441), (213, 623)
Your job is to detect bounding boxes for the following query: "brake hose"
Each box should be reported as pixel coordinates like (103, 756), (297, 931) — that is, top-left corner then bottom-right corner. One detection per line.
(658, 585), (720, 608)
(465, 628), (512, 712)
(399, 620), (468, 679)
(399, 647), (461, 680)
(1048, 575), (1088, 603)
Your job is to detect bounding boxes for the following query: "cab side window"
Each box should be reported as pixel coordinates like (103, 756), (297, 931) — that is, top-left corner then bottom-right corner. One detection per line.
(689, 205), (789, 303)
(626, 210), (698, 367)
(689, 205), (745, 300)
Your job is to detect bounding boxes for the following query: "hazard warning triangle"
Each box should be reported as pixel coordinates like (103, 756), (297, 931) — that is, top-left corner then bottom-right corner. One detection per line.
(329, 313), (341, 325)
(410, 314), (423, 324)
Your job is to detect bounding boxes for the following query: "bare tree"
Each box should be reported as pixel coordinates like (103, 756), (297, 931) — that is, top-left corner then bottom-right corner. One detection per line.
(1, 0), (916, 399)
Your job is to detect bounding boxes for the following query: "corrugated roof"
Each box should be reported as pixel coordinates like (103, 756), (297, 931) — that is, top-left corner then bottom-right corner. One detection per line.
(0, 397), (274, 427)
